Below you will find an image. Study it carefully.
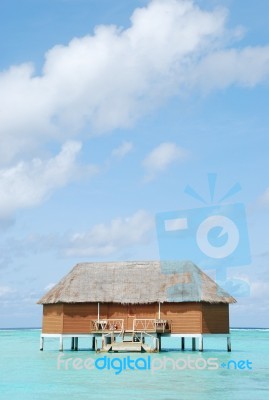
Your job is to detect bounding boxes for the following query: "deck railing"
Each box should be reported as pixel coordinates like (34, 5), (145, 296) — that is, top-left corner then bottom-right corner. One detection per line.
(91, 318), (171, 333)
(91, 319), (124, 332)
(133, 319), (170, 332)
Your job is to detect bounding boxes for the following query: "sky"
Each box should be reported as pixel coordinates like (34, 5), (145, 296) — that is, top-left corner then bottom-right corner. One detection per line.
(0, 0), (268, 328)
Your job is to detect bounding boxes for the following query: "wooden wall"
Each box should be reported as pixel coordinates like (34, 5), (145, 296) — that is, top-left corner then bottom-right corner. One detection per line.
(42, 302), (230, 334)
(107, 303), (158, 330)
(201, 303), (229, 333)
(42, 304), (63, 333)
(63, 303), (158, 332)
(63, 303), (97, 333)
(161, 302), (202, 333)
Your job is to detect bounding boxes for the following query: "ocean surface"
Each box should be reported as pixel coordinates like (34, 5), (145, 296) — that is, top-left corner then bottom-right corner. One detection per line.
(0, 328), (268, 400)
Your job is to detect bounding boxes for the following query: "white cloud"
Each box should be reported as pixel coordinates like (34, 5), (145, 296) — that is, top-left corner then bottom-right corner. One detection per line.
(0, 210), (153, 266)
(0, 286), (16, 297)
(0, 141), (97, 218)
(44, 283), (56, 291)
(65, 209), (154, 257)
(143, 142), (188, 181)
(1, 0), (269, 164)
(192, 46), (269, 92)
(111, 141), (133, 158)
(250, 280), (269, 299)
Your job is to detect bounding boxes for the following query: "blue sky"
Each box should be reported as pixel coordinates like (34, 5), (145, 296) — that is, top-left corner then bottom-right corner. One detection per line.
(0, 0), (268, 328)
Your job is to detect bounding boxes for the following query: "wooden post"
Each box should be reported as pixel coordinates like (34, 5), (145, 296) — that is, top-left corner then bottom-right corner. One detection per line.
(227, 336), (231, 352)
(199, 336), (203, 352)
(59, 335), (63, 352)
(40, 336), (44, 351)
(92, 336), (96, 350)
(192, 337), (196, 351)
(97, 303), (100, 322)
(155, 337), (159, 352)
(74, 337), (78, 351)
(158, 302), (161, 319)
(104, 335), (112, 346)
(181, 337), (185, 351)
(71, 337), (75, 350)
(157, 333), (162, 351)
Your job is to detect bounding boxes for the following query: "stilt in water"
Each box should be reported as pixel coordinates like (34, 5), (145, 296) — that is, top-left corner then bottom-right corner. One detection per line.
(92, 336), (96, 351)
(40, 336), (44, 351)
(192, 337), (196, 351)
(199, 336), (203, 352)
(59, 335), (63, 352)
(71, 337), (75, 350)
(227, 336), (231, 352)
(181, 337), (185, 351)
(157, 333), (162, 351)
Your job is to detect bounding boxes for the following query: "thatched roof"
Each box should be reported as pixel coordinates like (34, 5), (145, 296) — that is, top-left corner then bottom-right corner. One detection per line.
(37, 260), (236, 305)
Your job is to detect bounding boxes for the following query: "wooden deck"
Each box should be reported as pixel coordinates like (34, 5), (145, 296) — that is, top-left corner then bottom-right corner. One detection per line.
(98, 340), (155, 353)
(100, 342), (142, 352)
(94, 327), (160, 353)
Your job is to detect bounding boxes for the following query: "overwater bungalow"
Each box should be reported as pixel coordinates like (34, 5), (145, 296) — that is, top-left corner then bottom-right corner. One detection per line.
(37, 260), (236, 352)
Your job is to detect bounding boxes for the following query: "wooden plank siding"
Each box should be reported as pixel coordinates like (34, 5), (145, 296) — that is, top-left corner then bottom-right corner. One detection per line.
(63, 303), (98, 333)
(126, 304), (157, 330)
(201, 303), (229, 333)
(161, 302), (202, 333)
(42, 304), (63, 333)
(42, 302), (230, 334)
(62, 303), (158, 333)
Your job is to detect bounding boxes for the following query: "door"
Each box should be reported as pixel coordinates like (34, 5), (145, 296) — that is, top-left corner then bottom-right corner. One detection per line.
(127, 305), (136, 330)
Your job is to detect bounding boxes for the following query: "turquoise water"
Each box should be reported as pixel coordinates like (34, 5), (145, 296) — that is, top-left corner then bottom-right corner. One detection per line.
(0, 329), (268, 400)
